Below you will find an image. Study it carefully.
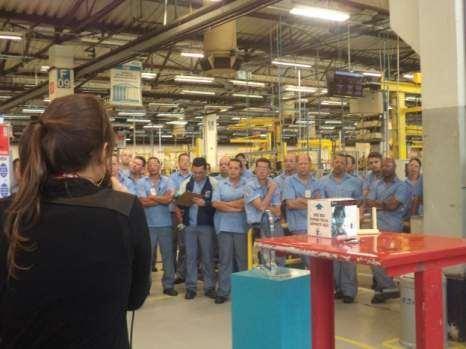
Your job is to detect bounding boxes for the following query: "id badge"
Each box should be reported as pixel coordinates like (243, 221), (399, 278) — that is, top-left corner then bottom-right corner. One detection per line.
(150, 187), (157, 196)
(304, 189), (311, 198)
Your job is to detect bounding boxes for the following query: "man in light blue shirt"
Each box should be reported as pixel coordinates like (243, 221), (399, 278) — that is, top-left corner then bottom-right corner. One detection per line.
(215, 155), (230, 182)
(121, 156), (147, 197)
(139, 157), (177, 296)
(284, 154), (320, 234)
(319, 153), (363, 304)
(212, 158), (248, 304)
(177, 157), (217, 300)
(363, 152), (383, 197)
(274, 153), (297, 194)
(366, 158), (410, 304)
(170, 153), (191, 283)
(235, 153), (254, 180)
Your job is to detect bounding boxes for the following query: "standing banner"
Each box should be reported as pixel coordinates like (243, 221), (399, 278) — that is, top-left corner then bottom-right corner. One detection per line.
(110, 61), (142, 106)
(0, 124), (11, 198)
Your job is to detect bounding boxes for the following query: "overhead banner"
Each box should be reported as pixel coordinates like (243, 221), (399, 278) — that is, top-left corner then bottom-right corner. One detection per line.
(0, 125), (11, 198)
(49, 68), (74, 101)
(110, 61), (142, 107)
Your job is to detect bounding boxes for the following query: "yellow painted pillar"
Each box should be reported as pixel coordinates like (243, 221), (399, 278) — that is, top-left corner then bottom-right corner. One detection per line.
(397, 92), (407, 160)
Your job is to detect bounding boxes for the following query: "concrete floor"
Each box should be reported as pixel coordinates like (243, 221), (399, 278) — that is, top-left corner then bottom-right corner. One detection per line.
(130, 269), (409, 349)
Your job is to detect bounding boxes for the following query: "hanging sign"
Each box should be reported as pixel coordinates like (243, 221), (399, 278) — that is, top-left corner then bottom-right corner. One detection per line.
(110, 61), (142, 106)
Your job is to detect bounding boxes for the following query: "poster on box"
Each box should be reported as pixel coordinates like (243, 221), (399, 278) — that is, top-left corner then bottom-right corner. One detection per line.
(308, 198), (359, 238)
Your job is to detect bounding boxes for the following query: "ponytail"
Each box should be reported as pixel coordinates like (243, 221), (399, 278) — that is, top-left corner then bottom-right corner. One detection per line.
(5, 122), (48, 278)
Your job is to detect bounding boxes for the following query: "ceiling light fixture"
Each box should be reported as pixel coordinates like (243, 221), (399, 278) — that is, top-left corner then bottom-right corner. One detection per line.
(324, 120), (343, 124)
(40, 65), (50, 72)
(232, 93), (263, 99)
(161, 134), (173, 138)
(272, 60), (312, 68)
(149, 102), (179, 108)
(118, 111), (147, 117)
(126, 118), (151, 123)
(283, 85), (318, 93)
(290, 5), (350, 22)
(0, 32), (22, 41)
(181, 52), (204, 58)
(175, 75), (214, 84)
(141, 72), (157, 80)
(205, 105), (232, 110)
(229, 80), (266, 88)
(320, 100), (347, 106)
(181, 90), (216, 95)
(143, 124), (164, 129)
(362, 71), (382, 78)
(156, 113), (185, 117)
(403, 73), (414, 80)
(167, 120), (188, 125)
(22, 108), (44, 114)
(3, 115), (31, 120)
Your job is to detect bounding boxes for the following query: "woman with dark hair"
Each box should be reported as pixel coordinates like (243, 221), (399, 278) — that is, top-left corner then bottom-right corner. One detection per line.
(0, 94), (151, 349)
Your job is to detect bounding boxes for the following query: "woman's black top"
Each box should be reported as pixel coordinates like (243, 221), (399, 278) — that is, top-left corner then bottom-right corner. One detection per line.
(0, 178), (151, 349)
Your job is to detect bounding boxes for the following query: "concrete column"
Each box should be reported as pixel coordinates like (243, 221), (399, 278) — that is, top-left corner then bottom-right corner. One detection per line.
(203, 114), (218, 171)
(417, 0), (466, 238)
(48, 45), (74, 101)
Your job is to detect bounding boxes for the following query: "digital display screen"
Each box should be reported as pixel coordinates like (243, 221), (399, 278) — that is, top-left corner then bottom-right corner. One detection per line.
(327, 70), (364, 97)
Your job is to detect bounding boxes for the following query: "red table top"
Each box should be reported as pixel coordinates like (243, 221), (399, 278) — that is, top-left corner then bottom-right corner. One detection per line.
(256, 233), (466, 276)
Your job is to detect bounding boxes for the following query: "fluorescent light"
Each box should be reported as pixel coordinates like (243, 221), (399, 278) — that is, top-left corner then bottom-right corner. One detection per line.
(161, 134), (173, 138)
(229, 80), (266, 88)
(0, 32), (22, 41)
(243, 107), (271, 112)
(272, 60), (312, 68)
(321, 100), (347, 106)
(167, 120), (188, 125)
(43, 98), (51, 102)
(22, 108), (44, 114)
(232, 93), (263, 99)
(125, 138), (131, 141)
(205, 105), (232, 110)
(40, 65), (50, 72)
(181, 90), (215, 95)
(175, 75), (214, 84)
(296, 120), (315, 125)
(309, 111), (330, 115)
(149, 102), (178, 108)
(118, 111), (146, 117)
(126, 118), (151, 123)
(143, 124), (164, 129)
(232, 117), (241, 120)
(181, 52), (204, 58)
(0, 96), (11, 99)
(320, 126), (336, 130)
(157, 113), (185, 117)
(195, 116), (204, 119)
(324, 120), (342, 124)
(141, 72), (157, 80)
(283, 85), (318, 93)
(290, 5), (350, 22)
(403, 73), (414, 80)
(3, 115), (31, 120)
(362, 71), (382, 78)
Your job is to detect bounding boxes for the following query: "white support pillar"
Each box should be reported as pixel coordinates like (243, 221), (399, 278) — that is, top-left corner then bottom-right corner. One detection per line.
(48, 45), (74, 101)
(203, 114), (218, 171)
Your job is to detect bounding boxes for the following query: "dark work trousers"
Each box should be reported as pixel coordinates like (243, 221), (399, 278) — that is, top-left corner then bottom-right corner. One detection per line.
(172, 212), (186, 279)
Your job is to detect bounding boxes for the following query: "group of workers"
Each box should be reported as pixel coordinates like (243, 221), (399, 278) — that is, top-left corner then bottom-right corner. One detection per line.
(110, 149), (423, 305)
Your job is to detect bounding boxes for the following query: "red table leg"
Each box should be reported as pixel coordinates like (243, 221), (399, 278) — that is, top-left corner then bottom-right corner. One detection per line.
(415, 268), (444, 349)
(310, 257), (335, 349)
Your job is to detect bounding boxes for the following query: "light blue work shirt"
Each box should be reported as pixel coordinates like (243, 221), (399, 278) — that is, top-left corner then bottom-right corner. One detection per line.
(119, 168), (130, 178)
(189, 178), (207, 226)
(241, 169), (255, 180)
(283, 174), (321, 233)
(212, 178), (248, 234)
(404, 175), (423, 217)
(122, 175), (147, 197)
(244, 177), (281, 225)
(363, 171), (382, 194)
(367, 177), (410, 232)
(170, 170), (191, 191)
(319, 173), (363, 200)
(214, 174), (228, 183)
(274, 172), (294, 197)
(141, 175), (175, 228)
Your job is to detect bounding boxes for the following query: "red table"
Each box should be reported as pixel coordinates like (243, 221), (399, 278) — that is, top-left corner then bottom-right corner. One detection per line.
(256, 233), (466, 349)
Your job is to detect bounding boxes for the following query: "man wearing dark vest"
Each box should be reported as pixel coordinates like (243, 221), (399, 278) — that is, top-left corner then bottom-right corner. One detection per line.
(177, 157), (218, 300)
